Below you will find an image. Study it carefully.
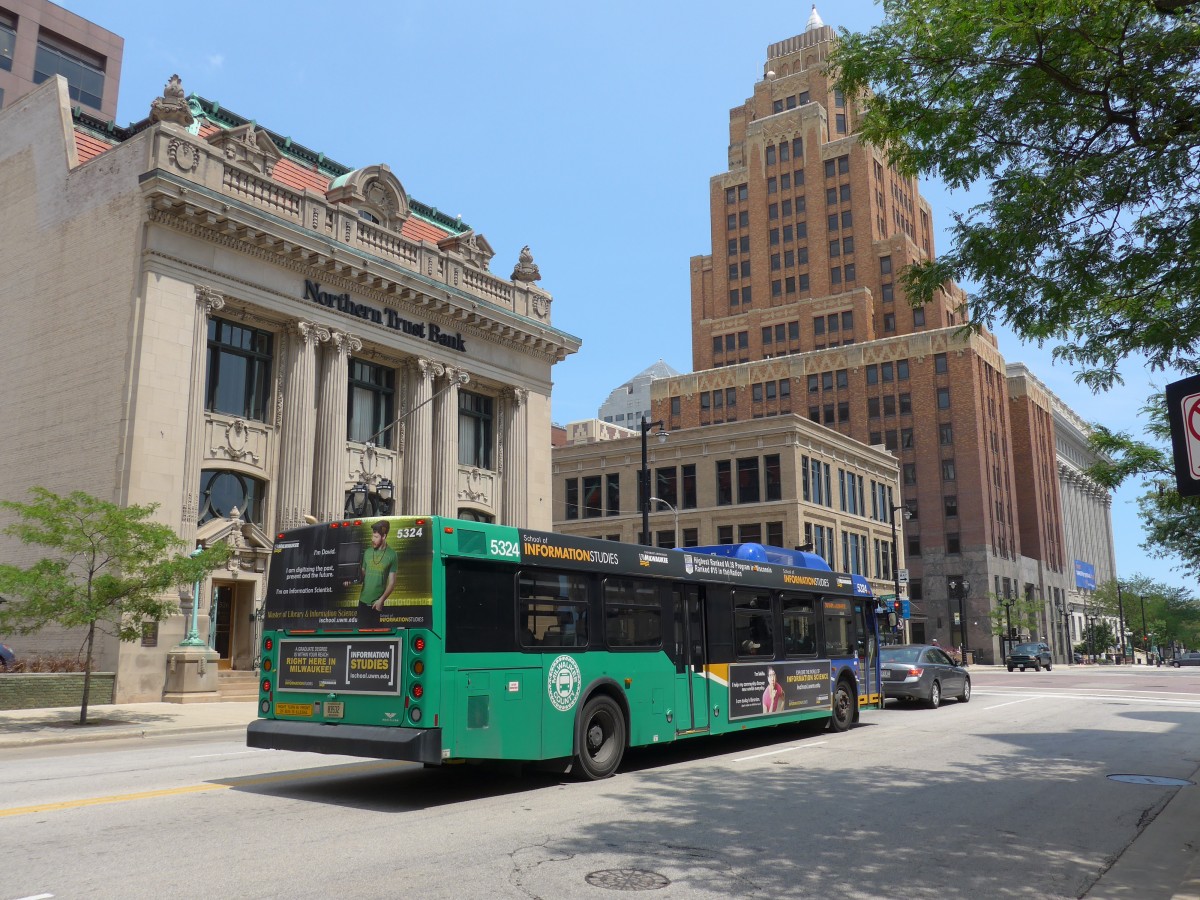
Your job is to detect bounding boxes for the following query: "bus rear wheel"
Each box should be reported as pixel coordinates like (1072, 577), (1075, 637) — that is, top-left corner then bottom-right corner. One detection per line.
(575, 695), (626, 780)
(828, 679), (854, 733)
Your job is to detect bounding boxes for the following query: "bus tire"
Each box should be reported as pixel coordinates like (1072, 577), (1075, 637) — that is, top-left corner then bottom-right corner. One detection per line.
(828, 679), (855, 733)
(575, 695), (626, 780)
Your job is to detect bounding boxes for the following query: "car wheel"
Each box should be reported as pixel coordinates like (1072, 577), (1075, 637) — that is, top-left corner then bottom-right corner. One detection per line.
(1045, 661), (1052, 671)
(1020, 666), (1026, 672)
(925, 680), (941, 709)
(574, 695), (626, 780)
(1007, 665), (1014, 672)
(828, 678), (855, 732)
(957, 677), (971, 703)
(1033, 661), (1041, 672)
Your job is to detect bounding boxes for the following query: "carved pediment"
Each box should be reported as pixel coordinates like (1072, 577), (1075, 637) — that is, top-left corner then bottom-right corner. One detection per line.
(438, 229), (494, 271)
(326, 164), (409, 232)
(196, 508), (273, 553)
(206, 123), (283, 177)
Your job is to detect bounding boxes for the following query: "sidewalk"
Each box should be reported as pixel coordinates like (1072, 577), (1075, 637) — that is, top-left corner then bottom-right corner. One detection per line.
(0, 700), (257, 749)
(0, 698), (1198, 898)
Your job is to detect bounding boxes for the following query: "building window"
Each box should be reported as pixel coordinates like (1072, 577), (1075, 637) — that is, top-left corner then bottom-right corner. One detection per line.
(348, 360), (395, 446)
(884, 313), (896, 332)
(880, 255), (892, 275)
(0, 16), (14, 73)
(458, 391), (494, 469)
(33, 33), (105, 109)
(937, 387), (951, 409)
(945, 495), (958, 517)
(717, 460), (732, 505)
(942, 460), (957, 481)
(903, 463), (917, 485)
(682, 528), (699, 547)
(206, 318), (273, 421)
(935, 352), (948, 374)
(947, 533), (961, 554)
(582, 475), (602, 518)
(718, 525), (734, 545)
(737, 457), (761, 503)
(682, 464), (697, 509)
(765, 455), (782, 501)
(913, 307), (925, 327)
(940, 423), (954, 445)
(881, 283), (894, 303)
(199, 469), (265, 525)
(907, 536), (921, 557)
(565, 479), (579, 519)
(606, 474), (620, 517)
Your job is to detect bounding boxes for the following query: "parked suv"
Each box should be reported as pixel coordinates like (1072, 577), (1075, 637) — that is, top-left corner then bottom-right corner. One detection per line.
(1006, 642), (1052, 672)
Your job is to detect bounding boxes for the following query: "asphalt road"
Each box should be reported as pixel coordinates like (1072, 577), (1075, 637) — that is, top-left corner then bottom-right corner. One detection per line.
(2, 666), (1198, 900)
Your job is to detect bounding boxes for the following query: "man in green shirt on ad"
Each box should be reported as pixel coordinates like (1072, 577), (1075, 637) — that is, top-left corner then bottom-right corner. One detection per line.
(355, 520), (397, 623)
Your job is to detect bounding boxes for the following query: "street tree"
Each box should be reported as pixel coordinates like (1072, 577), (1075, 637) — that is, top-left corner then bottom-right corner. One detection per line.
(0, 488), (229, 725)
(986, 592), (1041, 645)
(833, 0), (1200, 390)
(1088, 396), (1200, 573)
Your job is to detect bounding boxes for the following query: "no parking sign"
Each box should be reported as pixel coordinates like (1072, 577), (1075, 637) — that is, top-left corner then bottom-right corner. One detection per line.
(1166, 374), (1200, 497)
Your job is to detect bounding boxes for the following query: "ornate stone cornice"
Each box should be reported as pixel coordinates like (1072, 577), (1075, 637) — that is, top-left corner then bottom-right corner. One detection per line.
(195, 284), (225, 314)
(147, 210), (572, 364)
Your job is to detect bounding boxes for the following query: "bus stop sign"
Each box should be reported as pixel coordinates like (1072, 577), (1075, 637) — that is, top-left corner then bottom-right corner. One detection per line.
(1166, 373), (1200, 497)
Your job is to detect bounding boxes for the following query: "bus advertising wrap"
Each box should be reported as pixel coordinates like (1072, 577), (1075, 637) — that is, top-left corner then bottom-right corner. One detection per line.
(265, 517), (433, 630)
(728, 661), (830, 720)
(276, 639), (403, 694)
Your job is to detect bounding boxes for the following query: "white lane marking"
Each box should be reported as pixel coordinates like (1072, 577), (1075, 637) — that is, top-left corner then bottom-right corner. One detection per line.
(973, 691), (1200, 706)
(734, 740), (828, 762)
(189, 750), (269, 759)
(981, 697), (1041, 711)
(14, 894), (55, 899)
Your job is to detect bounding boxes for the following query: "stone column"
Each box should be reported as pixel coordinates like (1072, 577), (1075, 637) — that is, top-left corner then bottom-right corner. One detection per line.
(180, 286), (225, 548)
(312, 330), (361, 522)
(400, 358), (437, 515)
(432, 365), (464, 518)
(274, 321), (328, 531)
(502, 387), (528, 526)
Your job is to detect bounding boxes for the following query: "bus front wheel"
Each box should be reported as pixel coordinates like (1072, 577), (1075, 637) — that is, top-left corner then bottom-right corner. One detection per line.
(575, 695), (626, 780)
(828, 679), (855, 733)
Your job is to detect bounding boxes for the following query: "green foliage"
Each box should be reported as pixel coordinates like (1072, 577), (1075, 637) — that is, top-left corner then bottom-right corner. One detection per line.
(986, 592), (1040, 639)
(0, 488), (229, 722)
(1088, 396), (1200, 573)
(833, 0), (1200, 389)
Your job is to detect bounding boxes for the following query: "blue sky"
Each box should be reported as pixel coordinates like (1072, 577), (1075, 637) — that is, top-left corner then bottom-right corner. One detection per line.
(65, 0), (1183, 589)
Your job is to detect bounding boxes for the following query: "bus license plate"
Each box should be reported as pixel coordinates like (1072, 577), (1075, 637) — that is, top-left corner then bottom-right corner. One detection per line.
(324, 701), (344, 719)
(275, 702), (314, 717)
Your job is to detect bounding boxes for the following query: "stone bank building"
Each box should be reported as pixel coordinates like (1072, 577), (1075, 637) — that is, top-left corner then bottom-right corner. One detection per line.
(0, 75), (579, 700)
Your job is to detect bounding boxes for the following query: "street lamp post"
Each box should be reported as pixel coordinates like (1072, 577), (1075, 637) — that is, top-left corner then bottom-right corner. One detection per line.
(998, 594), (1017, 664)
(639, 417), (668, 546)
(948, 578), (971, 665)
(179, 546), (206, 647)
(648, 496), (679, 548)
(888, 502), (911, 610)
(1116, 583), (1128, 664)
(1084, 599), (1098, 662)
(1055, 598), (1070, 663)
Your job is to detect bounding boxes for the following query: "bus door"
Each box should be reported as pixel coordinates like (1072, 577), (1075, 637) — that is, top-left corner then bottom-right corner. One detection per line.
(672, 584), (709, 733)
(855, 600), (881, 706)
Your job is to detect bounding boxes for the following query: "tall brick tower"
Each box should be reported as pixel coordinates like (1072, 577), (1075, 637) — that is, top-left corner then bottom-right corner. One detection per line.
(658, 8), (1068, 659)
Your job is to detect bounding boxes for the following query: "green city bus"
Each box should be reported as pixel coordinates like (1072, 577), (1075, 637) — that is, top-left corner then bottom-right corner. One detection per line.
(247, 515), (883, 779)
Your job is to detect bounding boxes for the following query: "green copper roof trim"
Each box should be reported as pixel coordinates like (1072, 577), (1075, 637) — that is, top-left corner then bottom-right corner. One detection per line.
(142, 169), (581, 349)
(70, 100), (472, 236)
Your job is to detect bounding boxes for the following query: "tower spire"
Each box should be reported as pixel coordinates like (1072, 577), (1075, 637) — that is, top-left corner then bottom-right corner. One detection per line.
(805, 4), (825, 31)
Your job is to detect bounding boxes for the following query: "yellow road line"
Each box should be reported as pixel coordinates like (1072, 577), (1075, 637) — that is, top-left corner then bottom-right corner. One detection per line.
(0, 761), (406, 818)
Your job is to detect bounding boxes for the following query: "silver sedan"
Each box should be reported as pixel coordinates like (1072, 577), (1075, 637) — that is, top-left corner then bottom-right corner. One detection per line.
(881, 644), (971, 709)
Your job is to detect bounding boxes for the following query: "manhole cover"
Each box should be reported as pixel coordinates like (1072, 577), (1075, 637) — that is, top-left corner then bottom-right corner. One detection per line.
(1109, 774), (1194, 786)
(584, 869), (671, 891)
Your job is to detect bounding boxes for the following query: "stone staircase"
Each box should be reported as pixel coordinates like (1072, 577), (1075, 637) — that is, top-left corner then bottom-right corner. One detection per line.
(217, 670), (259, 701)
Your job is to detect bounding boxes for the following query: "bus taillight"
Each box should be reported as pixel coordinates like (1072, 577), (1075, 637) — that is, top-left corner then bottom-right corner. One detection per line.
(261, 678), (271, 693)
(412, 683), (423, 698)
(264, 637), (273, 651)
(413, 636), (425, 652)
(412, 659), (424, 675)
(263, 658), (272, 671)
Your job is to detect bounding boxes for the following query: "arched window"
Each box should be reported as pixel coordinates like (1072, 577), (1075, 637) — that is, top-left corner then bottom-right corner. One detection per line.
(199, 469), (265, 524)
